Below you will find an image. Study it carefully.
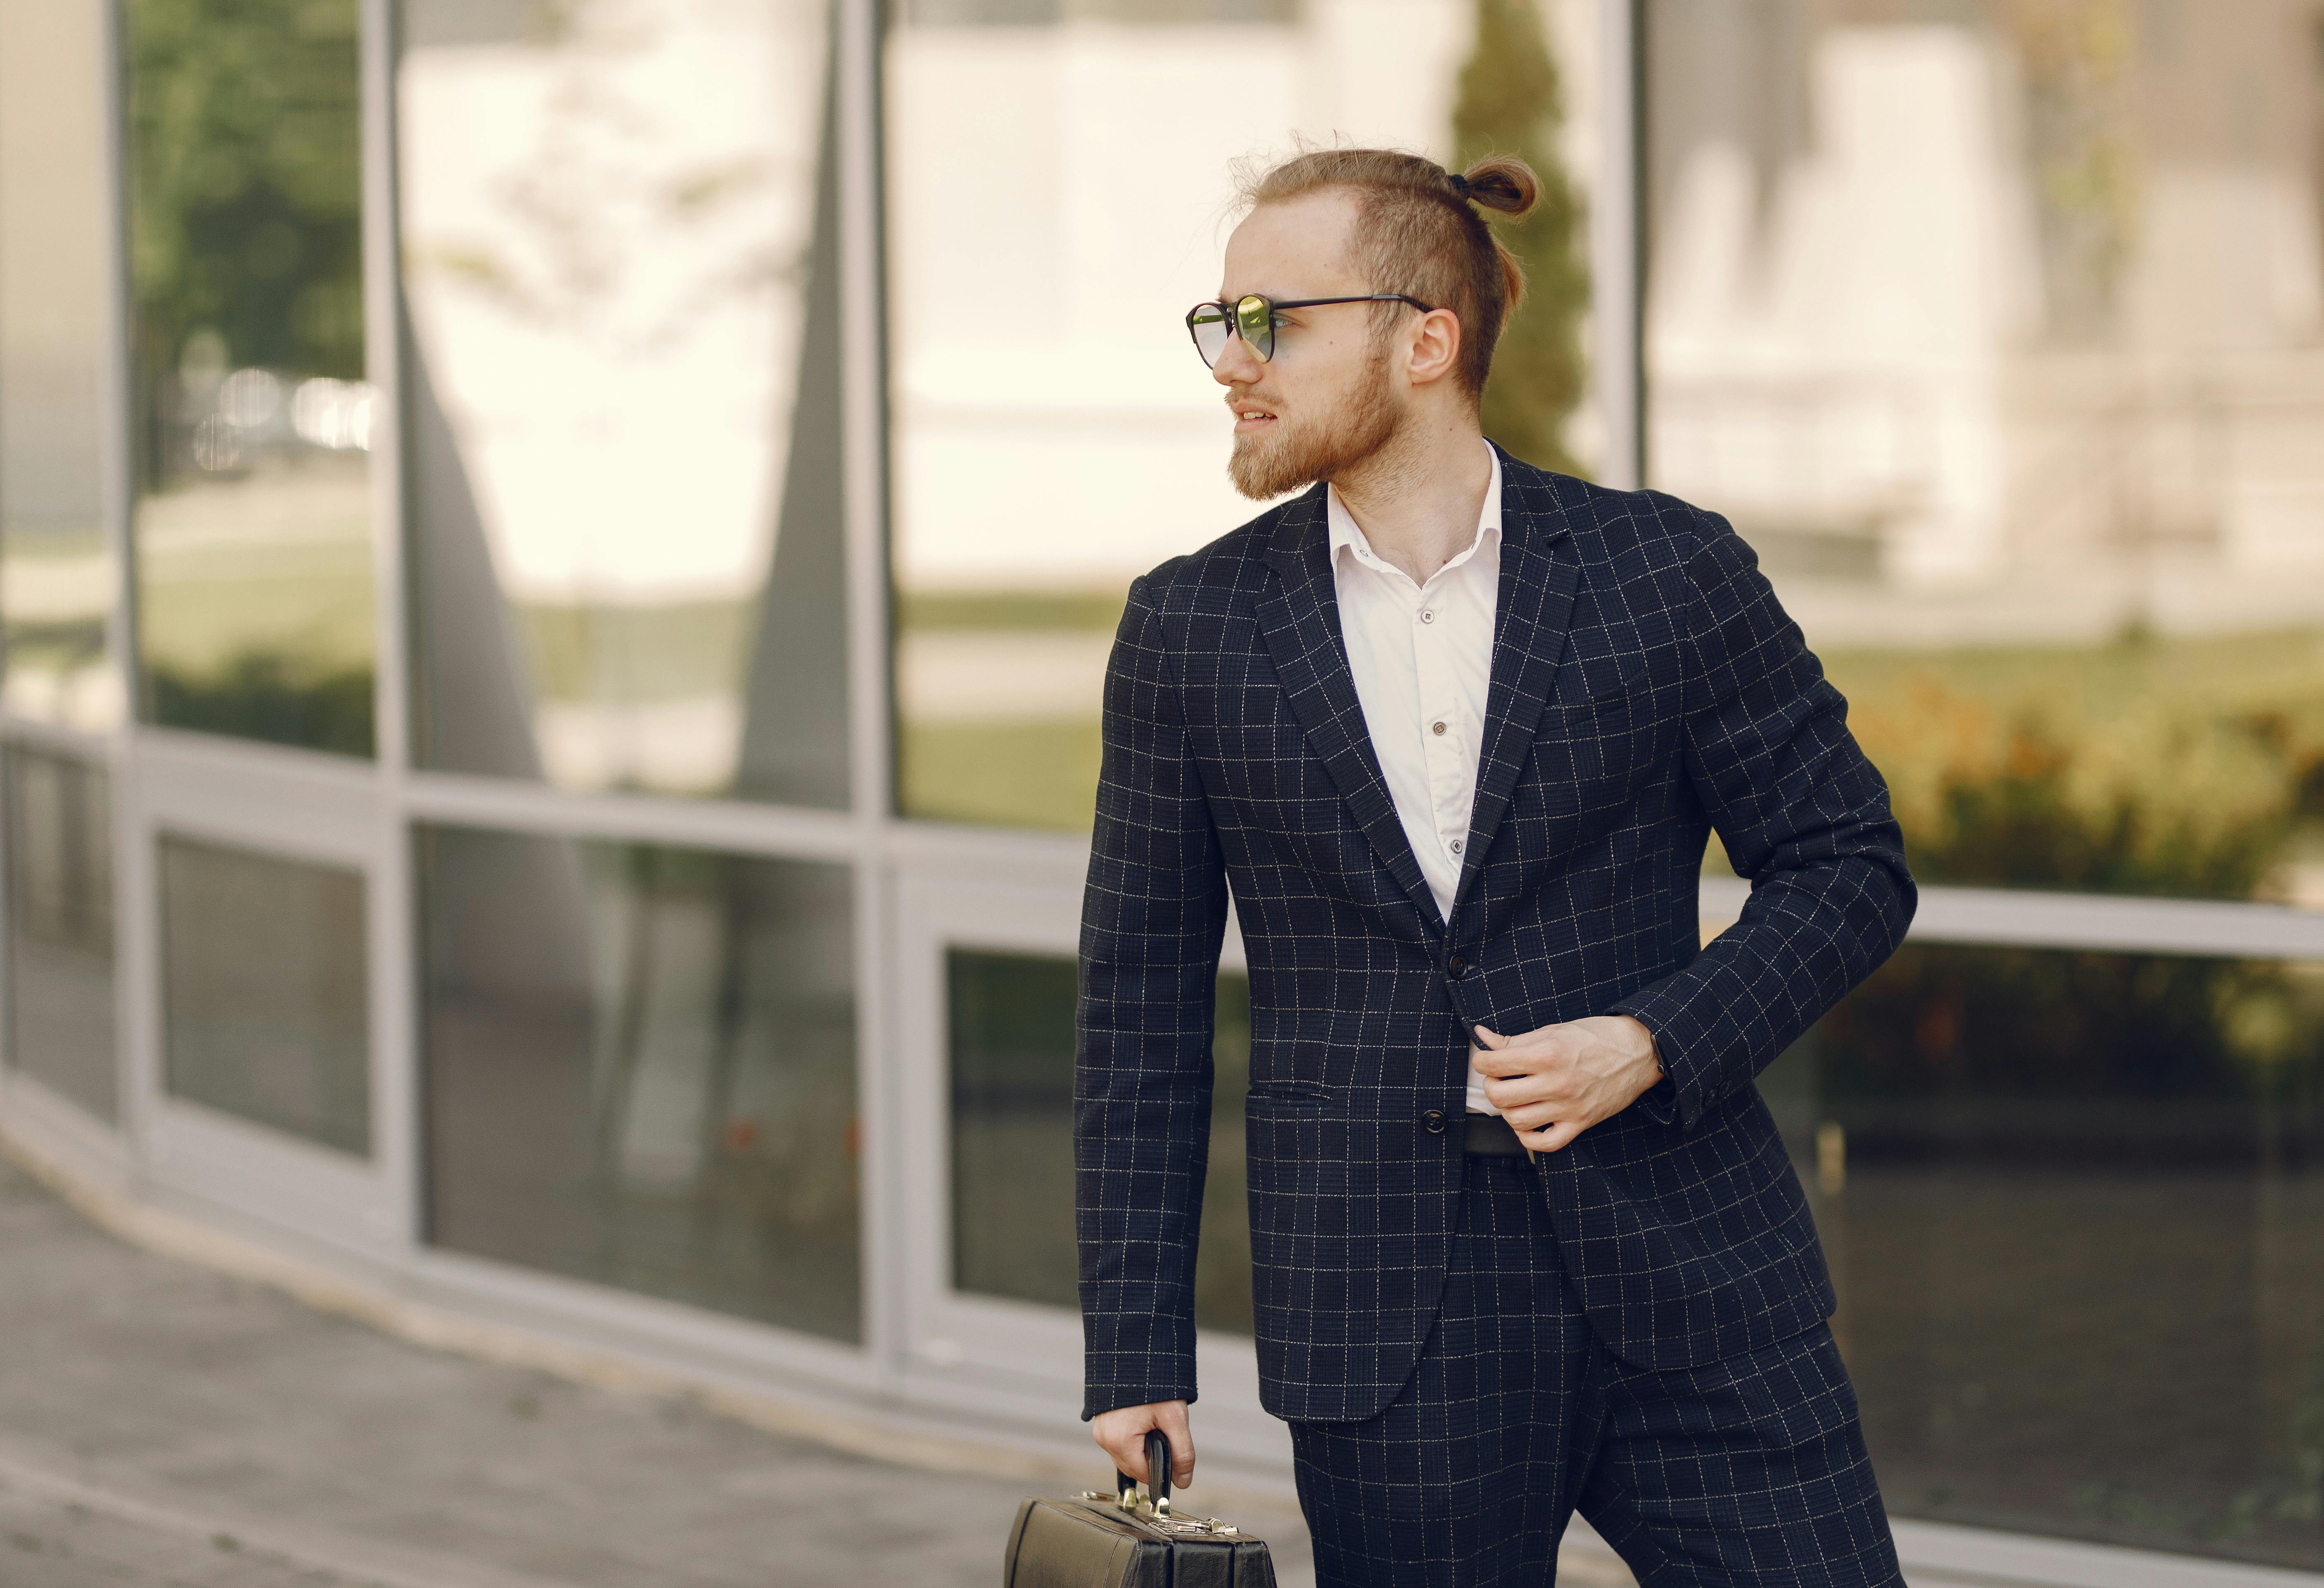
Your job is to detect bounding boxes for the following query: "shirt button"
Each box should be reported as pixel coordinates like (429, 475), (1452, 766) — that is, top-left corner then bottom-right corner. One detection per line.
(1450, 838), (1465, 854)
(1418, 609), (1436, 624)
(1431, 721), (1447, 736)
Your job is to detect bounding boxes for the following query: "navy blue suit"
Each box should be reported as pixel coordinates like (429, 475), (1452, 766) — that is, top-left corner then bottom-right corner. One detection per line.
(1076, 452), (1913, 1582)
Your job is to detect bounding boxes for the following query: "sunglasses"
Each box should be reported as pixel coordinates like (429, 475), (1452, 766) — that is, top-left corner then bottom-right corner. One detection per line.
(1185, 292), (1434, 367)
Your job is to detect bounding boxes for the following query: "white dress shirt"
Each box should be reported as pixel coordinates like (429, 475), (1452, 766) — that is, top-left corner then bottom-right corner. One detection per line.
(1327, 442), (1505, 1116)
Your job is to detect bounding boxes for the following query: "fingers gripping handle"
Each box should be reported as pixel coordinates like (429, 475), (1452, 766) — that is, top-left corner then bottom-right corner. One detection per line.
(1114, 1429), (1174, 1512)
(1148, 1429), (1173, 1508)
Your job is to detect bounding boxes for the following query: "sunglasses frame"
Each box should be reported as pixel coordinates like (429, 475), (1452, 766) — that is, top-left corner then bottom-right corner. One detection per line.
(1185, 292), (1435, 367)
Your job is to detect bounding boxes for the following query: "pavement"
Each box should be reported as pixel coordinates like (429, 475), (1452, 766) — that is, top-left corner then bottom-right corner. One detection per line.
(0, 1149), (1661, 1588)
(9, 1144), (2253, 1588)
(0, 1153), (1324, 1588)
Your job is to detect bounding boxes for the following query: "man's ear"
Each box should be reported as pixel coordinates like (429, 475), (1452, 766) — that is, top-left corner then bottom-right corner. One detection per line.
(1403, 307), (1464, 390)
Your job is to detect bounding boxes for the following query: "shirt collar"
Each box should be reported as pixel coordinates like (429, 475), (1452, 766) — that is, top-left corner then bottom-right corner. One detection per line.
(1327, 440), (1503, 580)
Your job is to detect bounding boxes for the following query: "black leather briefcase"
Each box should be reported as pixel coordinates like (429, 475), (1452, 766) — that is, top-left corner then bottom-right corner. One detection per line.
(1003, 1430), (1277, 1587)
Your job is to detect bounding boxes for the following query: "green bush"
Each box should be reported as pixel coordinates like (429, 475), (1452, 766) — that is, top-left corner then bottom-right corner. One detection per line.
(147, 652), (373, 758)
(1910, 719), (2293, 901)
(1819, 720), (2324, 1119)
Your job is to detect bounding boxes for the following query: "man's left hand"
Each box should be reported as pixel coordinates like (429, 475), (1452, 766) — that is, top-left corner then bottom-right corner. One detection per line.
(1470, 1015), (1663, 1153)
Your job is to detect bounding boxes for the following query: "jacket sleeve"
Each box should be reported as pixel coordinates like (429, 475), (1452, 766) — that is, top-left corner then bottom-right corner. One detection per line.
(1610, 504), (1916, 1131)
(1076, 571), (1229, 1420)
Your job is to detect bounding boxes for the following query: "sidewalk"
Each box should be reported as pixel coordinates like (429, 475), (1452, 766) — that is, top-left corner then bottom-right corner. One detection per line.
(0, 1154), (1322, 1588)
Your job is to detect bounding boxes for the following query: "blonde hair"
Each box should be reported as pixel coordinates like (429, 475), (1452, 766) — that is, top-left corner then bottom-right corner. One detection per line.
(1235, 146), (1540, 397)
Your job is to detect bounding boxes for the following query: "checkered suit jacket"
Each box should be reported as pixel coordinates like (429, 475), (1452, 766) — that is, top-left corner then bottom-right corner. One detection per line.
(1075, 449), (1915, 1425)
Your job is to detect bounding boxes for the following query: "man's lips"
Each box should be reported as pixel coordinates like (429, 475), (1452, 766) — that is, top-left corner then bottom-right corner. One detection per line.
(1229, 398), (1280, 433)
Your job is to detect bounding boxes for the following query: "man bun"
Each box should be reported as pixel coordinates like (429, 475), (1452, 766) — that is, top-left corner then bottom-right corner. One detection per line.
(1456, 155), (1539, 220)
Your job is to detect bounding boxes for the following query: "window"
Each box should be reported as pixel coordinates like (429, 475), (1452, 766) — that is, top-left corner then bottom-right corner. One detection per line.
(1781, 939), (2324, 1569)
(418, 825), (861, 1341)
(1646, 7), (2324, 1565)
(1645, 0), (2324, 911)
(3, 747), (117, 1122)
(124, 0), (375, 757)
(399, 0), (849, 805)
(887, 0), (1604, 829)
(160, 835), (370, 1156)
(0, 0), (118, 731)
(947, 948), (1253, 1333)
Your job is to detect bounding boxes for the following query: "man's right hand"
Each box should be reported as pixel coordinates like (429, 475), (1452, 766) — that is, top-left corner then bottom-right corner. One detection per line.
(1092, 1399), (1195, 1492)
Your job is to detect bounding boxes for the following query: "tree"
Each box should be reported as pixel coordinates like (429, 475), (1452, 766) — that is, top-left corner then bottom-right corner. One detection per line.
(125, 0), (364, 501)
(1452, 0), (1590, 476)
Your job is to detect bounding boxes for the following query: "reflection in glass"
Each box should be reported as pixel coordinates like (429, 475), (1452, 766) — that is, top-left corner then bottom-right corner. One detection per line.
(887, 0), (1601, 829)
(1645, 1), (2324, 907)
(159, 835), (370, 1156)
(124, 0), (373, 757)
(3, 747), (117, 1122)
(0, 1), (120, 731)
(1777, 940), (2324, 1569)
(948, 949), (1251, 1333)
(399, 0), (848, 805)
(419, 825), (859, 1341)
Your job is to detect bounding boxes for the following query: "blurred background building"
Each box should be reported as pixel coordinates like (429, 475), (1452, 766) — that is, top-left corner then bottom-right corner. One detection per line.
(0, 0), (2320, 1580)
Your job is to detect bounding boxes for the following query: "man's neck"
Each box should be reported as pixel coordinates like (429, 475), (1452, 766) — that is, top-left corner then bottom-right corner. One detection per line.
(1328, 416), (1494, 585)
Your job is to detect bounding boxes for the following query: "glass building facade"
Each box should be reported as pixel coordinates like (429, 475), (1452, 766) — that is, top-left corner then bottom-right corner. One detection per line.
(0, 1), (2319, 1580)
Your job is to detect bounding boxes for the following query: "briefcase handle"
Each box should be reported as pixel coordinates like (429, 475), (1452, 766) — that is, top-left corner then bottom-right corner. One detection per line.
(1113, 1429), (1174, 1514)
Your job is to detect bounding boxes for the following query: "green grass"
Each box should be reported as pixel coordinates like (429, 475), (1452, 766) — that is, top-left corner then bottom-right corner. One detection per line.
(0, 522), (107, 560)
(137, 539), (375, 678)
(898, 718), (1106, 833)
(893, 588), (1127, 635)
(515, 600), (753, 704)
(889, 588), (1125, 829)
(1826, 626), (2324, 769)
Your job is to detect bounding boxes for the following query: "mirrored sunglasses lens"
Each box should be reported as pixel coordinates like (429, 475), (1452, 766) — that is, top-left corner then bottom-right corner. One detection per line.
(1189, 305), (1229, 365)
(1236, 296), (1274, 361)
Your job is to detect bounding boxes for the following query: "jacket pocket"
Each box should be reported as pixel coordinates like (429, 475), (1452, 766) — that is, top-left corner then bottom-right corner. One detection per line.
(1244, 1082), (1331, 1107)
(1242, 1096), (1329, 1305)
(1549, 628), (1653, 707)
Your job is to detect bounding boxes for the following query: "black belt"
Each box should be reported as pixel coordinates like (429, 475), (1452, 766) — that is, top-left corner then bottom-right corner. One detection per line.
(1464, 1113), (1529, 1156)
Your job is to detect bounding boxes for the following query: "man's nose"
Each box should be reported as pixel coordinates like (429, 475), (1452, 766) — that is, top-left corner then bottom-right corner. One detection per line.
(1210, 327), (1262, 387)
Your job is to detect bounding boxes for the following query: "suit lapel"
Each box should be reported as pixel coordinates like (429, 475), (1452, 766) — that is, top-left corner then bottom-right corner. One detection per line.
(1256, 487), (1445, 937)
(1457, 453), (1580, 909)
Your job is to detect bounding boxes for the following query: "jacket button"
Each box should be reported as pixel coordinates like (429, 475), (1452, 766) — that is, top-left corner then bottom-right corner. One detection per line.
(1423, 1110), (1446, 1133)
(1447, 954), (1469, 979)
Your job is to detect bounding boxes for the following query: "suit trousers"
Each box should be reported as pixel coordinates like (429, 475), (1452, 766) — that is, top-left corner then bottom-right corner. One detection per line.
(1287, 1150), (1903, 1587)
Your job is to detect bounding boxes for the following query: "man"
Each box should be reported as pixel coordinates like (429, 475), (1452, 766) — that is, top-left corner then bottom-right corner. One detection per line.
(1076, 146), (1915, 1586)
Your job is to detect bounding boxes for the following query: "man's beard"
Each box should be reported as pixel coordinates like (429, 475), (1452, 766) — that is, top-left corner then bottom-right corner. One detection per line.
(1227, 355), (1404, 501)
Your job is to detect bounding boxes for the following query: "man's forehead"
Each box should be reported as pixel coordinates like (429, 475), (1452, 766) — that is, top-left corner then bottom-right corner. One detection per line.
(1220, 191), (1361, 296)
